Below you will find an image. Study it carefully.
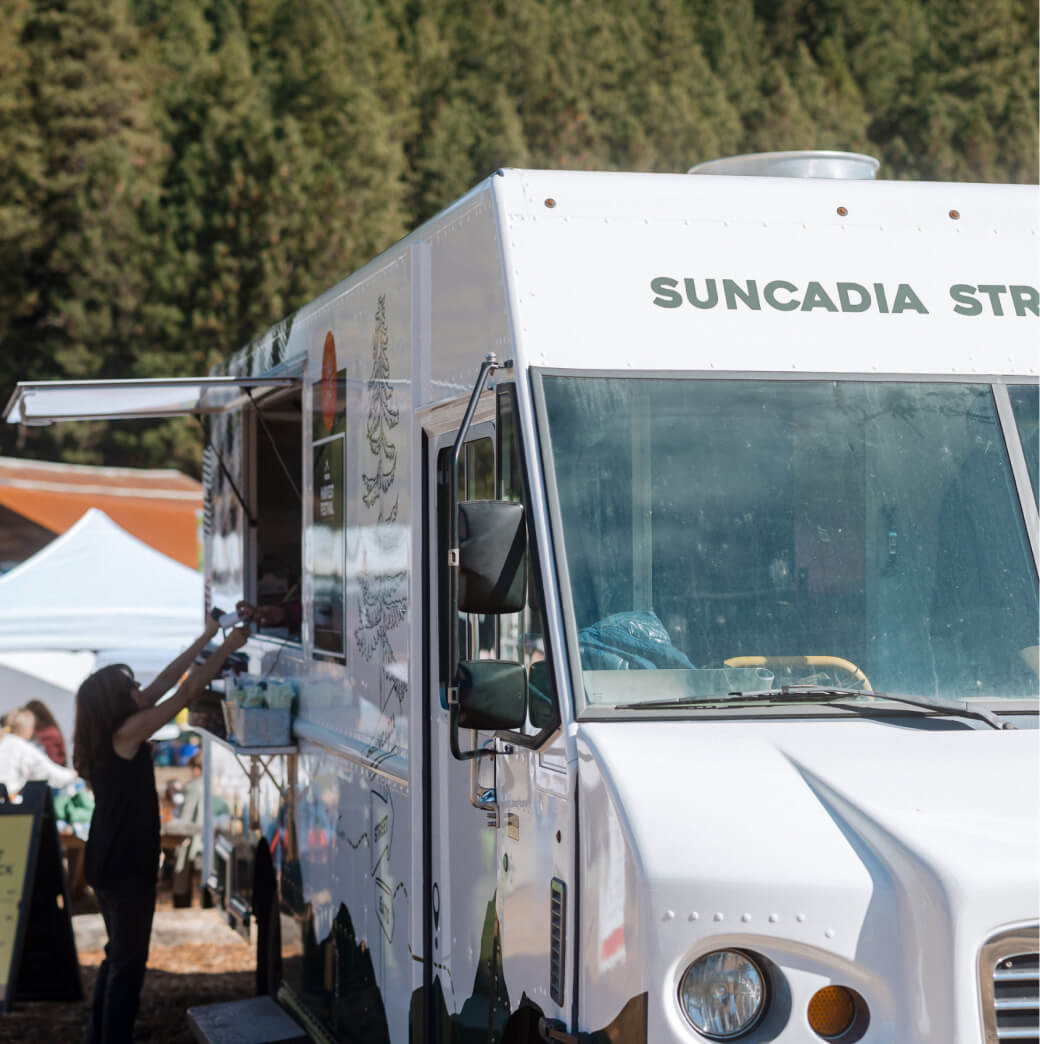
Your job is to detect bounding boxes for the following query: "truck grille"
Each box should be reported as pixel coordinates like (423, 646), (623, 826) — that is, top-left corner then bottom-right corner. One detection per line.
(980, 927), (1040, 1044)
(994, 953), (1039, 1042)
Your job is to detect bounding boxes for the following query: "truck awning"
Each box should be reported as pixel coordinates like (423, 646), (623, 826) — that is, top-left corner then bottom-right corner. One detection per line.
(4, 376), (298, 426)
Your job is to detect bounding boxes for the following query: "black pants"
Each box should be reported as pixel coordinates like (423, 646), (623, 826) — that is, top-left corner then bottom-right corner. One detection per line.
(87, 876), (156, 1043)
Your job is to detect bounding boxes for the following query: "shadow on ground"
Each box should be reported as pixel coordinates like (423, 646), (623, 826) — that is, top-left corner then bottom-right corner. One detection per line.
(4, 891), (256, 1043)
(4, 962), (256, 1043)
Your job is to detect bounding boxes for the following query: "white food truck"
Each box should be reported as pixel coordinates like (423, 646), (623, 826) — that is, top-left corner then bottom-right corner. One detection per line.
(6, 152), (1039, 1044)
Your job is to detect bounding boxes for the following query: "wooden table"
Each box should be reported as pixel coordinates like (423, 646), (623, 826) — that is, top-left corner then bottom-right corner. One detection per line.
(162, 822), (203, 906)
(59, 831), (86, 900)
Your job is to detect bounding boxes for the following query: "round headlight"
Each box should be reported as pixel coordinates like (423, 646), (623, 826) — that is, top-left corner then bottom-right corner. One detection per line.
(678, 949), (767, 1039)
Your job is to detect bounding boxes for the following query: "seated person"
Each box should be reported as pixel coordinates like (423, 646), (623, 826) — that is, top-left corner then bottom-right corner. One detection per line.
(0, 709), (78, 796)
(3, 707), (33, 738)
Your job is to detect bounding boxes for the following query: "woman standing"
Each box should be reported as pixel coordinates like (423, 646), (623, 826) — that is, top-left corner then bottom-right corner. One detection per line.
(73, 615), (248, 1044)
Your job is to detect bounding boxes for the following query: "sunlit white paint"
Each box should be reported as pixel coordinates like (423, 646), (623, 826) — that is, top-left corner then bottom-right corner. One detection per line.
(578, 720), (1039, 1041)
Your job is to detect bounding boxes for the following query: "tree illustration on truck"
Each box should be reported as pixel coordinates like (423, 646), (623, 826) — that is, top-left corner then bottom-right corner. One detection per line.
(355, 293), (408, 717)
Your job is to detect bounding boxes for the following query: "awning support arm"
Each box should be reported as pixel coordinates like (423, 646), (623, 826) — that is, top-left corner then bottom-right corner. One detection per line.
(246, 388), (302, 503)
(192, 414), (256, 528)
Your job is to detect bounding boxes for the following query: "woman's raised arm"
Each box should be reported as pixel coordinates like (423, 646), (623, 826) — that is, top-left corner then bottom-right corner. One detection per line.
(113, 626), (250, 759)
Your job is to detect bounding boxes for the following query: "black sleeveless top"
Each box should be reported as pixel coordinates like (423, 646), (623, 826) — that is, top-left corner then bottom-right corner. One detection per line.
(84, 742), (160, 888)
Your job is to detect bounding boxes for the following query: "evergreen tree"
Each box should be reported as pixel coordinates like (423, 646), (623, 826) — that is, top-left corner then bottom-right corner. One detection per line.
(0, 0), (42, 396)
(0, 0), (1037, 476)
(407, 0), (530, 218)
(786, 38), (872, 153)
(746, 59), (818, 152)
(999, 78), (1040, 185)
(1, 0), (165, 465)
(925, 0), (1038, 181)
(146, 5), (324, 370)
(641, 0), (743, 168)
(258, 0), (410, 268)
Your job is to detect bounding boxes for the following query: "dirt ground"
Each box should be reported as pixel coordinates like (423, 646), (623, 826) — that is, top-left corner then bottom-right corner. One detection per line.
(3, 880), (258, 1043)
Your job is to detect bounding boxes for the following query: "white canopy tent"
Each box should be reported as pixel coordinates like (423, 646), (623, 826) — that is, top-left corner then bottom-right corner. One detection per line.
(0, 507), (203, 651)
(0, 509), (204, 745)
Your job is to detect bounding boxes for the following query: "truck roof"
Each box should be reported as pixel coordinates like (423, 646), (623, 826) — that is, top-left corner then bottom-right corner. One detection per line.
(492, 169), (1039, 379)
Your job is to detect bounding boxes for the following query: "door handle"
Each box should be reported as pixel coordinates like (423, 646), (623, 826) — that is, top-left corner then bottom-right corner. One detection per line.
(470, 740), (498, 826)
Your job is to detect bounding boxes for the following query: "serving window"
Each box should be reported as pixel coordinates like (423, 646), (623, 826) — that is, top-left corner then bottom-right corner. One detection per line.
(247, 387), (303, 642)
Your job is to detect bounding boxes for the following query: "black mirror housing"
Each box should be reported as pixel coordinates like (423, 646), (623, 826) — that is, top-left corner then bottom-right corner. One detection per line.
(456, 660), (527, 730)
(458, 501), (526, 614)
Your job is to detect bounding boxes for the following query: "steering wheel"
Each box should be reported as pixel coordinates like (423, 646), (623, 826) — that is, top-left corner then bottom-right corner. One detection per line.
(723, 655), (873, 692)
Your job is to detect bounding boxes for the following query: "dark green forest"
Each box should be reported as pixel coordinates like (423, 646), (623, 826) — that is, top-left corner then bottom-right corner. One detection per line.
(2, 0), (1037, 475)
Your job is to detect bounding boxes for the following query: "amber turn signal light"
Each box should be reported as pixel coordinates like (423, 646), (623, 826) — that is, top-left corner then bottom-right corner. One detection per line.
(807, 985), (855, 1037)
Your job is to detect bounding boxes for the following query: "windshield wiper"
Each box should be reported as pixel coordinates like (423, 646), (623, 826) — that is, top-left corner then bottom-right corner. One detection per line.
(617, 684), (1015, 731)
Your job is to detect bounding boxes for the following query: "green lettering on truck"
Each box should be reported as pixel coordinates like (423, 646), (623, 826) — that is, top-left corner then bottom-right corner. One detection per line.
(977, 284), (1009, 316)
(892, 283), (929, 314)
(650, 277), (682, 308)
(950, 284), (984, 316)
(763, 281), (799, 311)
(1011, 285), (1040, 317)
(684, 278), (718, 309)
(837, 282), (871, 312)
(723, 279), (761, 310)
(801, 282), (839, 312)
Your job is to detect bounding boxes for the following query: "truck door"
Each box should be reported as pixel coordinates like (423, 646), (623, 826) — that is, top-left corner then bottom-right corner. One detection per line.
(423, 417), (509, 1042)
(421, 376), (568, 1044)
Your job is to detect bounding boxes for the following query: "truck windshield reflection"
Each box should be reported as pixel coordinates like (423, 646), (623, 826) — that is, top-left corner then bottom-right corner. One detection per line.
(540, 377), (1039, 708)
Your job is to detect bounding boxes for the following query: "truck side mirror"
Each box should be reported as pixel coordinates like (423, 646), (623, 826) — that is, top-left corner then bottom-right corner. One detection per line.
(458, 501), (526, 615)
(456, 660), (528, 731)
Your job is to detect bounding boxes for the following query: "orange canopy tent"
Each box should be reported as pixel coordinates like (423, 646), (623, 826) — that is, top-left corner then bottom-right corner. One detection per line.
(0, 456), (201, 569)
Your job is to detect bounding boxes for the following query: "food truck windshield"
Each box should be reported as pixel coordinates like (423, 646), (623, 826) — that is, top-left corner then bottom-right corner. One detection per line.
(536, 374), (1040, 712)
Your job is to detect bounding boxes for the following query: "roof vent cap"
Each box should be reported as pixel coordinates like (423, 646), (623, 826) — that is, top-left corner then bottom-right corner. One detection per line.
(689, 150), (879, 180)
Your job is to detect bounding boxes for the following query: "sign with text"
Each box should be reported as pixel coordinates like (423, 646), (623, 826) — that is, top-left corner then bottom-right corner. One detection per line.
(0, 782), (81, 1012)
(0, 813), (34, 1007)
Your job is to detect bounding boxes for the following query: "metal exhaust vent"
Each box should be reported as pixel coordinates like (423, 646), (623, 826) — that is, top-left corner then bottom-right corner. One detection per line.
(550, 878), (566, 1006)
(688, 150), (879, 180)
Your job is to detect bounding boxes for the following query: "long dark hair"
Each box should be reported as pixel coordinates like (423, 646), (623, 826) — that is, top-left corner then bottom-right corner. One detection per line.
(73, 665), (138, 787)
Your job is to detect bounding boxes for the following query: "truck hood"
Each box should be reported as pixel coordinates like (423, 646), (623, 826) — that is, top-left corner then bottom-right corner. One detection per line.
(576, 717), (1040, 1042)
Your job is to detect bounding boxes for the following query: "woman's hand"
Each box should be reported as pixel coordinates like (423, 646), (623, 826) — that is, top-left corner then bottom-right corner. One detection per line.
(236, 600), (286, 627)
(203, 613), (221, 641)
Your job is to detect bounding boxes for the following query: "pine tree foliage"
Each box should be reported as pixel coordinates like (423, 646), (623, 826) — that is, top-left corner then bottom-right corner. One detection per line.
(0, 0), (42, 368)
(0, 0), (1035, 472)
(0, 0), (165, 464)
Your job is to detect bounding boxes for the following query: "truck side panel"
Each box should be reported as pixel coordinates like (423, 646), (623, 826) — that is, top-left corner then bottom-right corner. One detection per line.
(209, 182), (520, 1042)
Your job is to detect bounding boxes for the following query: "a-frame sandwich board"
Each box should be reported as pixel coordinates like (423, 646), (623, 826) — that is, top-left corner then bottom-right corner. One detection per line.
(0, 780), (82, 1012)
